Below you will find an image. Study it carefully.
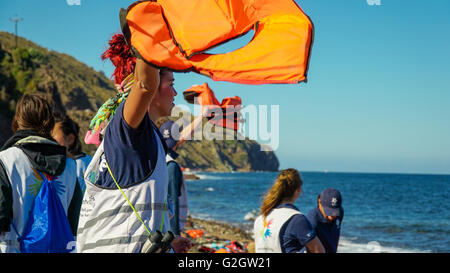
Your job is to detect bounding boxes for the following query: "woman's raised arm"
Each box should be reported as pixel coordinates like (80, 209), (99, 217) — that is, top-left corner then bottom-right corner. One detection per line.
(123, 58), (160, 129)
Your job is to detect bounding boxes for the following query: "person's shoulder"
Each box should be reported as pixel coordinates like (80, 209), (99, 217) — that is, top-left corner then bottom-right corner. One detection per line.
(104, 100), (155, 149)
(253, 214), (264, 229)
(0, 146), (21, 159)
(283, 213), (314, 238)
(107, 100), (151, 136)
(65, 157), (77, 170)
(307, 206), (318, 218)
(167, 161), (182, 176)
(289, 213), (310, 226)
(277, 203), (299, 211)
(80, 154), (93, 163)
(283, 212), (309, 230)
(74, 153), (91, 162)
(167, 160), (180, 168)
(306, 207), (319, 225)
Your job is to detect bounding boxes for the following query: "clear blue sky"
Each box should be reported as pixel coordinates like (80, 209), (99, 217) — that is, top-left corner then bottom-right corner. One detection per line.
(1, 0), (449, 174)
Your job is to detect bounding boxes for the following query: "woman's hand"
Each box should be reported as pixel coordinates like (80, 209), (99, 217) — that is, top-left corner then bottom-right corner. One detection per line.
(175, 105), (217, 149)
(172, 235), (194, 253)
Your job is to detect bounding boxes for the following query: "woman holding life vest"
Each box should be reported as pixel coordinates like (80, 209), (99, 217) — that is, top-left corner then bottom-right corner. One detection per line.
(254, 169), (325, 253)
(76, 34), (191, 253)
(52, 112), (92, 194)
(0, 94), (82, 253)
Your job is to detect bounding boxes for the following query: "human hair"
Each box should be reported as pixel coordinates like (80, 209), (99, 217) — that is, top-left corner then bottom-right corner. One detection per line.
(102, 33), (136, 85)
(102, 33), (170, 85)
(12, 93), (55, 139)
(260, 168), (303, 218)
(53, 111), (82, 156)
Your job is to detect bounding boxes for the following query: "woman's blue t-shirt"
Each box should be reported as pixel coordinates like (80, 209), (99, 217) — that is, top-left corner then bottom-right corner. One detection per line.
(277, 203), (316, 253)
(95, 101), (164, 188)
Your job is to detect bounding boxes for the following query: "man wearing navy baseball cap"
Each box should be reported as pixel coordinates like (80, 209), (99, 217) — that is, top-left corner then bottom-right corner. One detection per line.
(306, 188), (344, 253)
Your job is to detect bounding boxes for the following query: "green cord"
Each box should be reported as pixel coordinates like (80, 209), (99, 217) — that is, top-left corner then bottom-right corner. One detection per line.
(105, 160), (168, 236)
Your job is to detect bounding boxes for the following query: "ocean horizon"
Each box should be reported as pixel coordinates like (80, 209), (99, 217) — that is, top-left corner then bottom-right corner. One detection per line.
(187, 169), (450, 176)
(185, 171), (449, 253)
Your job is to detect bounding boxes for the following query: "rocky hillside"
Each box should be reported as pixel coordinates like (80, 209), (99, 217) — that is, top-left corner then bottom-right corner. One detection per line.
(158, 112), (279, 172)
(0, 31), (116, 154)
(177, 138), (279, 172)
(0, 32), (279, 172)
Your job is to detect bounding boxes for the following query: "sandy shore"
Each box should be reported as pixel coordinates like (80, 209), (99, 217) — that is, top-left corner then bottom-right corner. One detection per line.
(183, 216), (255, 253)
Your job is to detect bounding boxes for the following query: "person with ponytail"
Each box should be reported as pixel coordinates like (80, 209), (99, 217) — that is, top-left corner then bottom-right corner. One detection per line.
(76, 33), (191, 253)
(52, 112), (92, 193)
(254, 169), (325, 253)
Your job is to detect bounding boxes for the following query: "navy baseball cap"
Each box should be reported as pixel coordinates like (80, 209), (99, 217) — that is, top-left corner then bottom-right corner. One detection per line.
(159, 121), (179, 150)
(319, 188), (343, 217)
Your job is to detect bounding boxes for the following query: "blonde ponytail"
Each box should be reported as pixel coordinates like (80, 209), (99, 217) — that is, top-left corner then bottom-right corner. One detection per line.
(260, 169), (303, 218)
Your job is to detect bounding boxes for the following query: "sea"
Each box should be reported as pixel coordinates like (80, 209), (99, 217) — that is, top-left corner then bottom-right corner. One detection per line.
(185, 171), (450, 253)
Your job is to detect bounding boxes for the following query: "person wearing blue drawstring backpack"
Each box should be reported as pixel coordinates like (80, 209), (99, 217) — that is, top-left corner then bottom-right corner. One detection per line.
(0, 94), (82, 253)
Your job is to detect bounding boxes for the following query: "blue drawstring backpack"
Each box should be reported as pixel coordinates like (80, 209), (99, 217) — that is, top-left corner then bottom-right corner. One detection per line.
(13, 171), (74, 253)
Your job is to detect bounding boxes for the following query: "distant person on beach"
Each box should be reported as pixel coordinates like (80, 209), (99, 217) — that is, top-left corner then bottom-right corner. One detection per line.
(52, 112), (92, 193)
(76, 34), (190, 253)
(158, 120), (189, 236)
(157, 107), (214, 237)
(307, 188), (344, 253)
(254, 169), (325, 253)
(0, 94), (82, 252)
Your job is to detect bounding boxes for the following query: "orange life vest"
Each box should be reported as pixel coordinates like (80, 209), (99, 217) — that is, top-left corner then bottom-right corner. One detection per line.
(121, 0), (314, 84)
(186, 229), (204, 239)
(184, 83), (242, 131)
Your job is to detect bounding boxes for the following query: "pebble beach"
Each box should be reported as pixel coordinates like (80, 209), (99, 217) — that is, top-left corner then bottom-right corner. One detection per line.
(184, 216), (254, 253)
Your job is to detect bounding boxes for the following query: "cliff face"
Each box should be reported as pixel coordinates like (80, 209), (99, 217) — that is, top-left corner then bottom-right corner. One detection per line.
(176, 138), (279, 172)
(0, 32), (279, 172)
(159, 113), (280, 172)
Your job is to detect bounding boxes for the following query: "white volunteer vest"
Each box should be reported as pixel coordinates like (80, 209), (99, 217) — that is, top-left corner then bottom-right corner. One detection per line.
(0, 146), (77, 253)
(166, 154), (188, 232)
(76, 131), (170, 253)
(253, 207), (301, 253)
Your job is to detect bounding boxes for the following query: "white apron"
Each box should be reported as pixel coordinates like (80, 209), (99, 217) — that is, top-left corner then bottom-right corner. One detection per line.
(76, 130), (170, 253)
